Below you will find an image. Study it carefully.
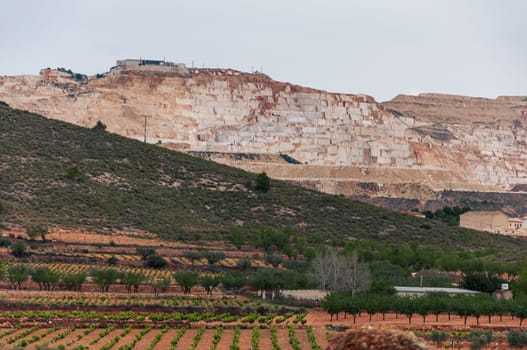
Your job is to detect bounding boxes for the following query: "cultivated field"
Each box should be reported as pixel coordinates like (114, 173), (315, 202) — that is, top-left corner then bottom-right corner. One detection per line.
(0, 230), (526, 349)
(0, 325), (330, 350)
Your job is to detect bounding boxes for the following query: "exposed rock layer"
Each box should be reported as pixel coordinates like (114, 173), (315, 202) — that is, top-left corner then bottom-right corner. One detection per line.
(0, 65), (526, 206)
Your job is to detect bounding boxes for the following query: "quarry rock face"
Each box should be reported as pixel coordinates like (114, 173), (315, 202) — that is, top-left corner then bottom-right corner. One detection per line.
(1, 63), (526, 206)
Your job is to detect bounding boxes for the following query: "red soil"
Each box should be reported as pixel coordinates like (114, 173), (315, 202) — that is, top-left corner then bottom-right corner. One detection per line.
(295, 328), (313, 349)
(215, 328), (234, 350)
(308, 310), (527, 349)
(0, 327), (57, 348)
(53, 328), (85, 349)
(26, 328), (64, 350)
(195, 329), (216, 349)
(91, 328), (123, 348)
(67, 328), (104, 349)
(307, 310), (525, 331)
(2, 228), (190, 249)
(259, 329), (273, 350)
(152, 328), (179, 350)
(237, 327), (253, 350)
(313, 326), (331, 349)
(174, 328), (198, 349)
(135, 328), (162, 349)
(108, 328), (141, 350)
(0, 328), (25, 346)
(15, 328), (49, 347)
(275, 327), (294, 350)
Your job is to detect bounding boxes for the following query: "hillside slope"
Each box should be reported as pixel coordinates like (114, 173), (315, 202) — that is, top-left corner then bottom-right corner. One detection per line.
(1, 101), (527, 259)
(0, 64), (525, 206)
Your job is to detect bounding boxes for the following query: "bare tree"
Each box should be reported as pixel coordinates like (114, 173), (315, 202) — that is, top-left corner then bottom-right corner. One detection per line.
(311, 246), (333, 290)
(339, 251), (371, 295)
(311, 247), (371, 294)
(329, 248), (340, 291)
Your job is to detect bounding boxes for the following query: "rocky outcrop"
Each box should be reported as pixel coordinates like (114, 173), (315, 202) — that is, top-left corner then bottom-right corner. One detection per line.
(384, 93), (527, 190)
(0, 63), (526, 206)
(385, 93), (527, 124)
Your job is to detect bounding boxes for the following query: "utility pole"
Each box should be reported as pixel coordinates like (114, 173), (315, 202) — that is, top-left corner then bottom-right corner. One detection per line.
(143, 115), (152, 143)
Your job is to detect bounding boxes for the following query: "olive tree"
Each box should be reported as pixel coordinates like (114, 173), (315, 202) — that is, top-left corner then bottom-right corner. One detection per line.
(174, 271), (199, 294)
(32, 266), (60, 291)
(26, 224), (48, 241)
(62, 272), (87, 292)
(8, 264), (33, 290)
(91, 268), (121, 293)
(200, 275), (220, 295)
(151, 276), (171, 295)
(322, 292), (346, 321)
(122, 272), (146, 293)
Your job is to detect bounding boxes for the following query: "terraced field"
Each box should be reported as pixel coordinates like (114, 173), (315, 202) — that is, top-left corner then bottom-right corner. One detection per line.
(0, 325), (330, 350)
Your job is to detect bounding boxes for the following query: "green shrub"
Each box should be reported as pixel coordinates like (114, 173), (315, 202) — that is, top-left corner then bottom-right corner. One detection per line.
(236, 256), (252, 270)
(221, 272), (248, 290)
(230, 228), (245, 249)
(430, 330), (447, 345)
(10, 240), (27, 257)
(255, 172), (270, 192)
(469, 330), (492, 350)
(137, 247), (156, 260)
(107, 255), (118, 265)
(265, 254), (283, 267)
(508, 330), (527, 348)
(92, 121), (107, 131)
(65, 165), (84, 181)
(145, 254), (167, 269)
(0, 236), (11, 247)
(204, 251), (225, 265)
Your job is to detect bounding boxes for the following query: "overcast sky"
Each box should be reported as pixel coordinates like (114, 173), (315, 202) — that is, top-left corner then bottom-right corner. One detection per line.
(1, 0), (525, 101)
